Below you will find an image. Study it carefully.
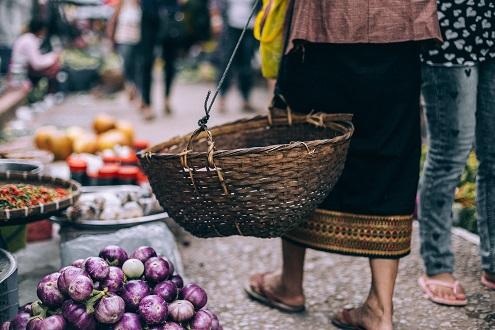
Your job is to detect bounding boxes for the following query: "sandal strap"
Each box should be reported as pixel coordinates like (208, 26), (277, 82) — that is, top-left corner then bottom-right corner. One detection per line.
(257, 273), (285, 305)
(423, 277), (462, 294)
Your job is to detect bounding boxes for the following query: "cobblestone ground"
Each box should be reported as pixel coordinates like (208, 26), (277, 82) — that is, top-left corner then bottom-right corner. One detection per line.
(15, 81), (495, 329)
(178, 224), (495, 330)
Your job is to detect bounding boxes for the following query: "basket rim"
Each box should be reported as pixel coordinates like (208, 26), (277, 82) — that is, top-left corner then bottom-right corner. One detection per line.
(138, 112), (354, 161)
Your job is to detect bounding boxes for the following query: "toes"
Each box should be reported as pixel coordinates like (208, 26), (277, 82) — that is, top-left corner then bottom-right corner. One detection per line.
(248, 273), (264, 292)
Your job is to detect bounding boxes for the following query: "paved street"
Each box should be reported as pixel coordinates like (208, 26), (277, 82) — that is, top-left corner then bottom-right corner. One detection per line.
(15, 79), (495, 329)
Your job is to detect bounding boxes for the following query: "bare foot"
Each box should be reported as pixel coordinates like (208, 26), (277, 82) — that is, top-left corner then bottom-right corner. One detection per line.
(249, 272), (305, 307)
(333, 302), (392, 330)
(164, 99), (172, 115)
(425, 273), (466, 302)
(141, 106), (155, 121)
(242, 102), (256, 113)
(128, 85), (137, 101)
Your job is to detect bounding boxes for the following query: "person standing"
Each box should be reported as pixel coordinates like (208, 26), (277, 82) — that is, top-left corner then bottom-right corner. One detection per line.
(140, 0), (182, 119)
(0, 0), (33, 76)
(9, 18), (60, 88)
(216, 0), (258, 113)
(244, 1), (441, 329)
(418, 0), (495, 306)
(108, 0), (142, 102)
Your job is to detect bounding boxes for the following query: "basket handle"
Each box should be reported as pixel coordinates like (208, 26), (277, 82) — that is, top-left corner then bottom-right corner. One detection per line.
(268, 101), (353, 128)
(196, 0), (260, 133)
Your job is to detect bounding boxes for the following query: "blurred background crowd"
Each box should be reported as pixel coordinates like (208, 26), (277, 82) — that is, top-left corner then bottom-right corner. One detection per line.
(0, 0), (261, 120)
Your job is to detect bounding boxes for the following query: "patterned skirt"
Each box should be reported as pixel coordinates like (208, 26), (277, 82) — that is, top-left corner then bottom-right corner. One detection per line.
(278, 42), (421, 258)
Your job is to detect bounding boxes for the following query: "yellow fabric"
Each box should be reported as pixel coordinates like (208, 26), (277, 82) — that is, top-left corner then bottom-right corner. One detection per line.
(254, 0), (287, 79)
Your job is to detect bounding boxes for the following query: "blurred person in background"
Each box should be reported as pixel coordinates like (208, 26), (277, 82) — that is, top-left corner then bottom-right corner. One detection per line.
(108, 0), (142, 102)
(215, 0), (258, 113)
(418, 0), (495, 306)
(140, 0), (184, 120)
(0, 0), (33, 76)
(9, 18), (60, 90)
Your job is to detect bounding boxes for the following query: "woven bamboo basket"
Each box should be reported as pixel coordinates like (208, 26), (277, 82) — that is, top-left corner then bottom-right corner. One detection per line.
(138, 109), (354, 238)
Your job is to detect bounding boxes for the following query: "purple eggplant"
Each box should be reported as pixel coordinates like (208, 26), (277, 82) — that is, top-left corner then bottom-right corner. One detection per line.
(159, 257), (175, 276)
(62, 300), (97, 330)
(121, 280), (151, 311)
(169, 275), (184, 289)
(68, 274), (94, 302)
(130, 246), (157, 263)
(20, 303), (33, 315)
(180, 284), (207, 310)
(95, 294), (125, 324)
(38, 272), (60, 284)
(0, 322), (10, 330)
(144, 257), (171, 283)
(99, 245), (128, 267)
(190, 310), (212, 330)
(138, 295), (168, 325)
(85, 257), (110, 281)
(202, 309), (222, 330)
(26, 315), (65, 330)
(36, 273), (64, 308)
(167, 300), (194, 323)
(101, 266), (125, 293)
(58, 266), (71, 274)
(9, 311), (30, 330)
(58, 266), (88, 295)
(72, 259), (86, 268)
(113, 312), (143, 330)
(154, 281), (178, 303)
(159, 323), (185, 330)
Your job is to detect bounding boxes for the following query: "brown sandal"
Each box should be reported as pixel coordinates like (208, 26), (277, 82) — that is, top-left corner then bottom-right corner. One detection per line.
(331, 309), (366, 330)
(244, 273), (305, 313)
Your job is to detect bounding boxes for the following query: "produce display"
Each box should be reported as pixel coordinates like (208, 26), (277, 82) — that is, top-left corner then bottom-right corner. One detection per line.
(65, 187), (162, 221)
(34, 114), (135, 160)
(0, 184), (69, 210)
(61, 49), (100, 71)
(1, 245), (222, 330)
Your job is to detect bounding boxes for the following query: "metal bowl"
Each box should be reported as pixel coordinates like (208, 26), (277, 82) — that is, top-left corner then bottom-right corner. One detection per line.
(0, 248), (18, 323)
(0, 159), (42, 175)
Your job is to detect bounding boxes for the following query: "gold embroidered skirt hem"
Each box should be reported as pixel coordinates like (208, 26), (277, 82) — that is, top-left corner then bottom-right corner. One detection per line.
(284, 209), (413, 259)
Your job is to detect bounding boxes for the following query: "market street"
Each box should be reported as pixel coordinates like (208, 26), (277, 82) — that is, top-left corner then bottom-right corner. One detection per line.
(15, 81), (495, 330)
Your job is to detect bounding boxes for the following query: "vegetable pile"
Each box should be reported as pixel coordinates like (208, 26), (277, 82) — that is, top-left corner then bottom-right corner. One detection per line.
(1, 246), (222, 330)
(0, 184), (69, 210)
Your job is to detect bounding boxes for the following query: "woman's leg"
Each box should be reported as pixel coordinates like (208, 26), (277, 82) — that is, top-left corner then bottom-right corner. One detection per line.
(237, 30), (256, 111)
(419, 64), (477, 300)
(140, 39), (155, 107)
(162, 41), (178, 114)
(216, 26), (237, 113)
(248, 239), (305, 307)
(334, 259), (397, 330)
(138, 18), (157, 119)
(476, 59), (495, 280)
(117, 44), (137, 100)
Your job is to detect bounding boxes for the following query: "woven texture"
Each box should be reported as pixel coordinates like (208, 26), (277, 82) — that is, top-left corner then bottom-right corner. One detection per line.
(285, 209), (413, 258)
(138, 111), (353, 238)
